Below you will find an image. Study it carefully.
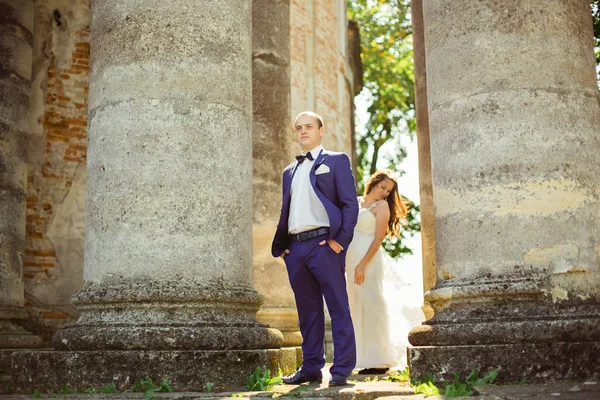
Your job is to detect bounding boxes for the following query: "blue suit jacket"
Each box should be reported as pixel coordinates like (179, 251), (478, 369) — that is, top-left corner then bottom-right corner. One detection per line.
(271, 149), (359, 257)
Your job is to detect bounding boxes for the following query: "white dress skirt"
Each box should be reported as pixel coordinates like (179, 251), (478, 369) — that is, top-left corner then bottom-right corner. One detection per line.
(345, 203), (425, 370)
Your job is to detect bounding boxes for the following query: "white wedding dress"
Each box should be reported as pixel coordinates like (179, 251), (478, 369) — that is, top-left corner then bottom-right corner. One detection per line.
(345, 200), (425, 370)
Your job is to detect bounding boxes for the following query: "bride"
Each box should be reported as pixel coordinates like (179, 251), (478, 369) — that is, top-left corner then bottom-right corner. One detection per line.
(345, 169), (424, 374)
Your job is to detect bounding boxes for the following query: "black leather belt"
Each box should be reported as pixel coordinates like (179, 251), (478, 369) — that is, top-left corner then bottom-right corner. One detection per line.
(290, 227), (330, 242)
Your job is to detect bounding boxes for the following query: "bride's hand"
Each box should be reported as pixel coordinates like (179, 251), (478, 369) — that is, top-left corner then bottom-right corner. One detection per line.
(354, 264), (366, 285)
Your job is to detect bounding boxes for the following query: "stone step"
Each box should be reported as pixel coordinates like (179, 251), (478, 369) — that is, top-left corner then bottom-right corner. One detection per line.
(269, 380), (415, 399)
(0, 374), (12, 395)
(0, 348), (52, 374)
(2, 376), (598, 399)
(3, 382), (599, 399)
(0, 382), (417, 400)
(0, 377), (417, 399)
(475, 382), (600, 400)
(1, 366), (419, 399)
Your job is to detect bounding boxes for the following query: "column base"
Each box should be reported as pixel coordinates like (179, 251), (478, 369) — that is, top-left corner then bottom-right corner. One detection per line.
(0, 313), (44, 371)
(12, 348), (297, 392)
(409, 342), (600, 383)
(0, 328), (44, 350)
(1, 348), (51, 373)
(256, 308), (302, 347)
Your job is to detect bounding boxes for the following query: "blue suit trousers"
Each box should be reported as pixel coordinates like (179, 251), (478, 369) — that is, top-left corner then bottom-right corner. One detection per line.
(284, 234), (356, 377)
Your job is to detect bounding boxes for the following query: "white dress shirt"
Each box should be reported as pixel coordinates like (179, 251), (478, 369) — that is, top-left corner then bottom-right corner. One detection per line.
(288, 145), (330, 234)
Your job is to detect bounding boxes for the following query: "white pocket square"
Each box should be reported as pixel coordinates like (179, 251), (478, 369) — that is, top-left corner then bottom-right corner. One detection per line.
(315, 164), (330, 175)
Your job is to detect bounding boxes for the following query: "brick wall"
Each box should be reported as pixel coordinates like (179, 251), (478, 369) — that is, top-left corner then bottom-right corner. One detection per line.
(24, 1), (91, 340)
(290, 0), (308, 116)
(26, 33), (88, 277)
(290, 0), (355, 158)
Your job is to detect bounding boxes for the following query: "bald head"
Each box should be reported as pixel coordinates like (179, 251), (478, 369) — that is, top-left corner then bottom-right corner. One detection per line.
(295, 111), (324, 129)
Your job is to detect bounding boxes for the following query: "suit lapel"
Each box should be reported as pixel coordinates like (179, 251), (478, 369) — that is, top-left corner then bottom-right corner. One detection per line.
(313, 149), (327, 172)
(286, 163), (299, 203)
(310, 149), (327, 194)
(291, 161), (300, 180)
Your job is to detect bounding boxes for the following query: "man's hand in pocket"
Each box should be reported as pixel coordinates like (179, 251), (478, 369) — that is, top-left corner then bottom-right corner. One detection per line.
(319, 239), (342, 254)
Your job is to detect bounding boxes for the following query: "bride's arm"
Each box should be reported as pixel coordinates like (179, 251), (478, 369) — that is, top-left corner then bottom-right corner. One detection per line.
(354, 201), (390, 285)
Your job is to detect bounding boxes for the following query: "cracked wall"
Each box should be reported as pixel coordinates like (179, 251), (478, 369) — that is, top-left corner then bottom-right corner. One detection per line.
(24, 0), (90, 340)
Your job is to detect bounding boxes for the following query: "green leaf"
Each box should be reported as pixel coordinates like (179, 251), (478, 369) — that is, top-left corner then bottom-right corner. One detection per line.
(143, 388), (156, 400)
(133, 378), (154, 393)
(157, 378), (173, 393)
(99, 382), (118, 393)
(267, 376), (283, 386)
(386, 367), (410, 382)
(413, 381), (440, 396)
(246, 366), (280, 391)
(474, 369), (498, 386)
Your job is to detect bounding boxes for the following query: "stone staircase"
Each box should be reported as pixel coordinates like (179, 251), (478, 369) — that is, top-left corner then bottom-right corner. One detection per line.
(0, 370), (419, 399)
(2, 369), (598, 399)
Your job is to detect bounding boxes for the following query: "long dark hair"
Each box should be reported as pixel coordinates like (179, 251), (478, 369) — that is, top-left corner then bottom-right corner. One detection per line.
(365, 169), (409, 238)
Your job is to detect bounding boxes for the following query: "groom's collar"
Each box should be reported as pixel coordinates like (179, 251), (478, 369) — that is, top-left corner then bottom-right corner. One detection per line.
(306, 145), (324, 160)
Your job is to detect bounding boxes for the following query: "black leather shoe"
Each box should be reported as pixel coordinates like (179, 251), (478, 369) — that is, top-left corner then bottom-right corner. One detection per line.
(282, 369), (323, 385)
(328, 374), (348, 387)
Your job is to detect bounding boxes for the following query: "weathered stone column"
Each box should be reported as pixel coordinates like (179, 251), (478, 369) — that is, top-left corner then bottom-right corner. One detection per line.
(13, 0), (283, 391)
(0, 0), (42, 371)
(409, 0), (600, 382)
(252, 0), (301, 354)
(410, 0), (436, 299)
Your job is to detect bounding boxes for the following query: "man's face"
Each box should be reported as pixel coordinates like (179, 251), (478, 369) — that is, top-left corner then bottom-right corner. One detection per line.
(295, 114), (324, 152)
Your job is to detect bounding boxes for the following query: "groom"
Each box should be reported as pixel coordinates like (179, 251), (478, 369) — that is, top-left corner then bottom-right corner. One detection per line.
(272, 111), (359, 387)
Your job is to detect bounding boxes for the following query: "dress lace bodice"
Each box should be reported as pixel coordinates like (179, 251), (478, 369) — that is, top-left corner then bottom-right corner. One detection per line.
(354, 198), (380, 235)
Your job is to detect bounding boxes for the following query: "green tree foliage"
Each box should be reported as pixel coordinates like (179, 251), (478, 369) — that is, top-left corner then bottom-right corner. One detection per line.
(348, 0), (420, 258)
(348, 0), (414, 185)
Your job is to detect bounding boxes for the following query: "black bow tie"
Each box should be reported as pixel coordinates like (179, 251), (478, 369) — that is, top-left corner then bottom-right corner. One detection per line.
(296, 152), (314, 164)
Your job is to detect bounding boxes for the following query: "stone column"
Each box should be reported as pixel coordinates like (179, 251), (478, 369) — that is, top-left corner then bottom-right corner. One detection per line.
(410, 0), (436, 299)
(251, 0), (301, 353)
(347, 19), (362, 178)
(13, 0), (284, 391)
(409, 0), (600, 382)
(0, 0), (42, 371)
